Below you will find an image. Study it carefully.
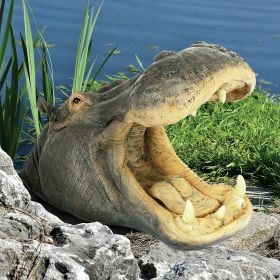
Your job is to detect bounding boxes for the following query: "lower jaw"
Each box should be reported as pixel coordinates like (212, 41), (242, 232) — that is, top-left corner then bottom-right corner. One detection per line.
(157, 196), (253, 248)
(121, 124), (253, 247)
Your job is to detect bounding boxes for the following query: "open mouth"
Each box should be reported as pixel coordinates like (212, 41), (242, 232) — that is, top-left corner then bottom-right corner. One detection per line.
(122, 81), (253, 247)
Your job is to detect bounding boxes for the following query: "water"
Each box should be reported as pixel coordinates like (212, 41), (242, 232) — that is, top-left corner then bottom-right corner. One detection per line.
(12, 0), (280, 93)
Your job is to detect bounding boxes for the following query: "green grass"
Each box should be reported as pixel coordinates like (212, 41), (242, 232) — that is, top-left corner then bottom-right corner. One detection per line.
(166, 89), (280, 188)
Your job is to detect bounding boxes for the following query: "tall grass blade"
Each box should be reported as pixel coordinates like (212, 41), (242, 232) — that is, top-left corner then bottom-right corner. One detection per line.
(21, 0), (41, 137)
(0, 24), (26, 159)
(82, 57), (96, 91)
(72, 0), (105, 93)
(90, 46), (117, 85)
(72, 0), (90, 92)
(41, 44), (54, 105)
(135, 54), (145, 72)
(0, 57), (11, 91)
(18, 27), (46, 83)
(0, 0), (14, 75)
(0, 0), (5, 32)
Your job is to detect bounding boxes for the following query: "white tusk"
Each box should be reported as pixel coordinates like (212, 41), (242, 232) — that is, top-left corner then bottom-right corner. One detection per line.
(182, 199), (195, 224)
(232, 175), (246, 197)
(212, 205), (226, 220)
(217, 89), (227, 103)
(236, 197), (244, 209)
(190, 109), (197, 116)
(230, 197), (244, 211)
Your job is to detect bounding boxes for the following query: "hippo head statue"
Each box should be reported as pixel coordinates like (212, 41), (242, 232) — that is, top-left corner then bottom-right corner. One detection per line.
(23, 42), (256, 249)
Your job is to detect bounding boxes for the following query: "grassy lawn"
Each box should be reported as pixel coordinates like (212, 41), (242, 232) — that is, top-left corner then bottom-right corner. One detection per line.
(166, 89), (280, 190)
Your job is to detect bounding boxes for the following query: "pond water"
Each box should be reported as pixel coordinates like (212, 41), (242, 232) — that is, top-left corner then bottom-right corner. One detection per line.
(13, 0), (280, 93)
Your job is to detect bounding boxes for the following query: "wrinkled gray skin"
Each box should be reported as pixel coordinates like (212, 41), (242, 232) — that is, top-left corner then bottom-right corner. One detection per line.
(23, 42), (255, 249)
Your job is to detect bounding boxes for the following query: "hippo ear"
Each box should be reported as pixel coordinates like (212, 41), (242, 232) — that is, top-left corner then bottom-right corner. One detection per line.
(153, 50), (175, 62)
(38, 99), (59, 122)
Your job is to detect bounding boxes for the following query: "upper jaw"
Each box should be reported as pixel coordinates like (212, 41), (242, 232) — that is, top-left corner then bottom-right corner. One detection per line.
(126, 44), (255, 127)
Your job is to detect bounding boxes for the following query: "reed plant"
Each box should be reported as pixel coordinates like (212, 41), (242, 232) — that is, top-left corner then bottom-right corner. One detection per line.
(0, 0), (114, 160)
(41, 44), (54, 105)
(20, 0), (41, 137)
(0, 0), (26, 159)
(72, 0), (116, 93)
(0, 0), (13, 76)
(72, 0), (104, 93)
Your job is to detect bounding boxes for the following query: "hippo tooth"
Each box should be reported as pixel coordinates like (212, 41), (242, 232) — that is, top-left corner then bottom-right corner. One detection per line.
(232, 175), (246, 197)
(230, 197), (244, 211)
(235, 197), (244, 209)
(212, 205), (226, 220)
(190, 109), (197, 116)
(217, 89), (227, 103)
(182, 199), (195, 224)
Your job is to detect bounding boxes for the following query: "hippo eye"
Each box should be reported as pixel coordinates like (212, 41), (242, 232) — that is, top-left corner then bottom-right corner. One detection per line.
(72, 97), (81, 104)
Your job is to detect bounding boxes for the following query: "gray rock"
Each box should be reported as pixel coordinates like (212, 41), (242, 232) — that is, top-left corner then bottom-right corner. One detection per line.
(139, 241), (280, 279)
(136, 209), (280, 279)
(0, 148), (16, 175)
(222, 211), (280, 251)
(162, 247), (280, 280)
(2, 146), (280, 280)
(0, 222), (139, 280)
(0, 147), (139, 280)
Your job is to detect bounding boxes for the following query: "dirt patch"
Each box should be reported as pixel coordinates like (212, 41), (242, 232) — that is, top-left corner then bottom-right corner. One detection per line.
(252, 209), (280, 261)
(253, 235), (280, 261)
(125, 232), (157, 259)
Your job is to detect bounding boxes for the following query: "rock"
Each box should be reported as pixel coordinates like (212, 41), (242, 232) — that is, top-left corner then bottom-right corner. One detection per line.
(138, 241), (280, 279)
(132, 211), (280, 279)
(0, 147), (139, 280)
(0, 150), (61, 223)
(252, 216), (280, 261)
(0, 148), (17, 175)
(0, 222), (139, 280)
(222, 211), (280, 251)
(162, 247), (280, 280)
(2, 146), (280, 280)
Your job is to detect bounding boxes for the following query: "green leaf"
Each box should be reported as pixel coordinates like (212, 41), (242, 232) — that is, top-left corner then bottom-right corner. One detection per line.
(72, 0), (105, 93)
(21, 0), (41, 137)
(135, 54), (145, 72)
(0, 0), (14, 75)
(41, 44), (54, 105)
(0, 0), (5, 32)
(90, 46), (117, 85)
(0, 57), (11, 92)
